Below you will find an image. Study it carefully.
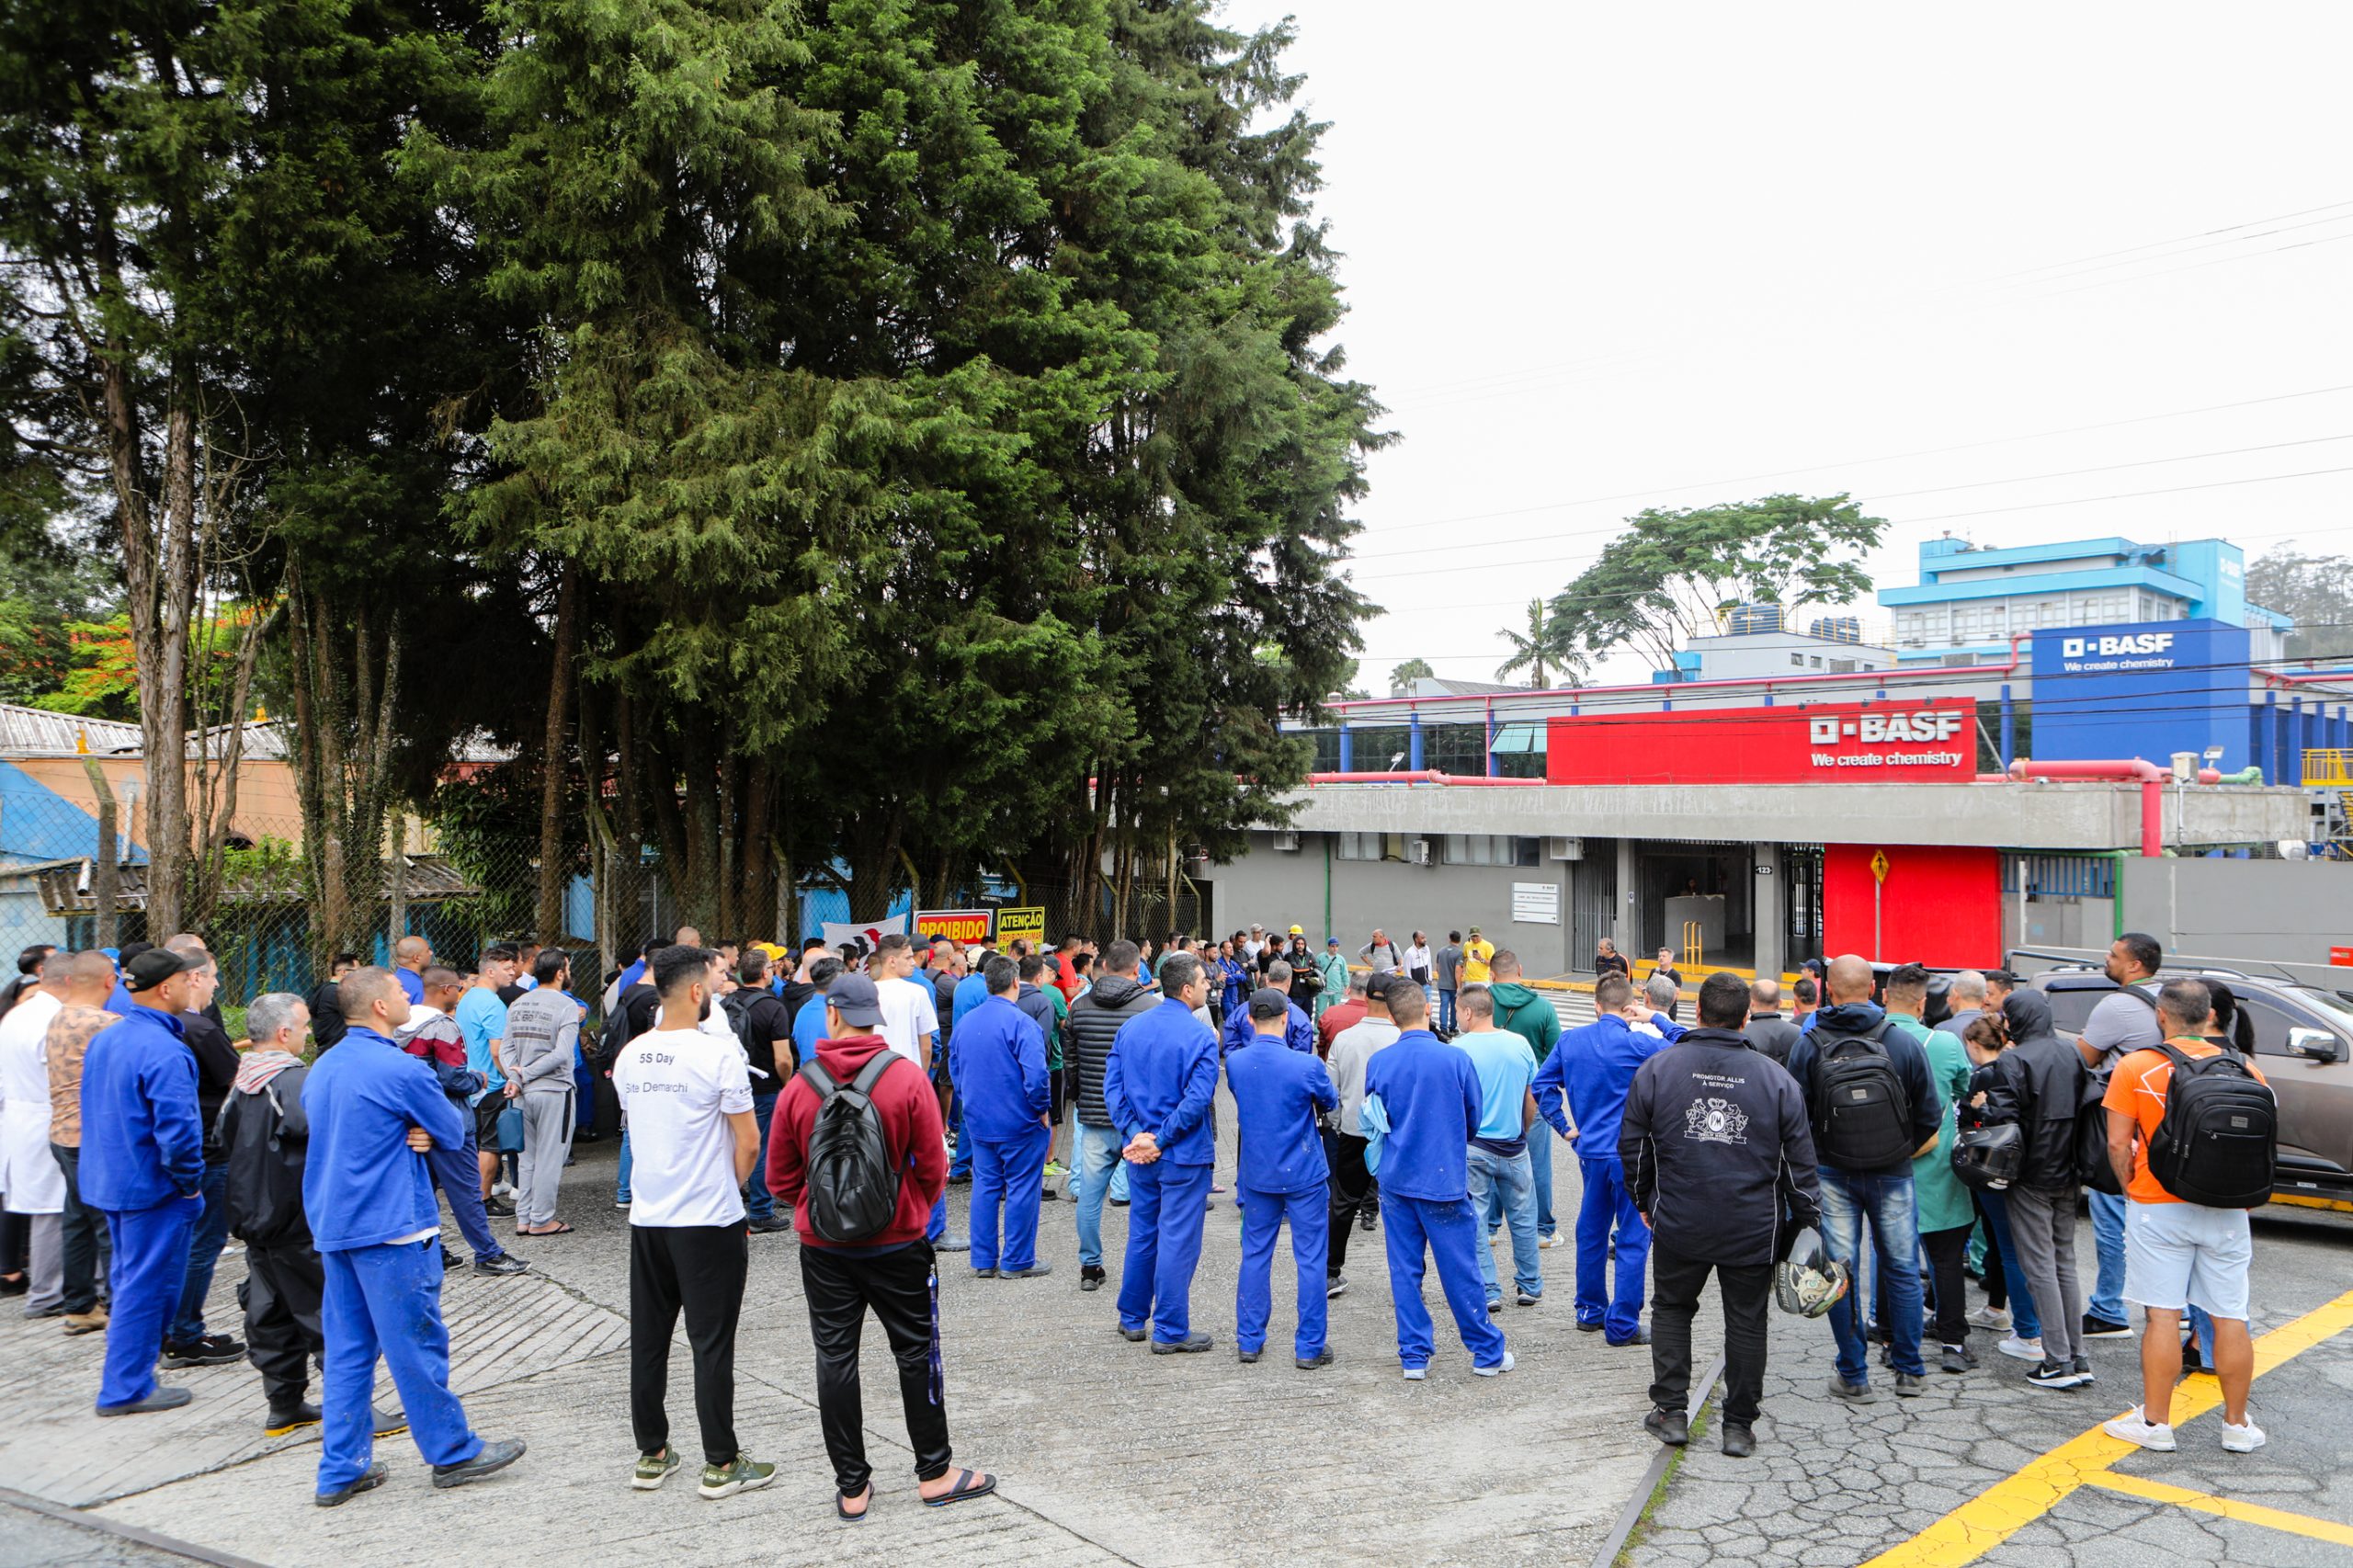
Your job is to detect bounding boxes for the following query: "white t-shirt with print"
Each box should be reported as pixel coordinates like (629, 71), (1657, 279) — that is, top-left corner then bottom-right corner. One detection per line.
(614, 1028), (753, 1227)
(876, 975), (940, 1065)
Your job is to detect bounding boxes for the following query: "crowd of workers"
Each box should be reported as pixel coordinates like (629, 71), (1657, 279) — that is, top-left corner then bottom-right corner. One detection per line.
(0, 915), (2277, 1518)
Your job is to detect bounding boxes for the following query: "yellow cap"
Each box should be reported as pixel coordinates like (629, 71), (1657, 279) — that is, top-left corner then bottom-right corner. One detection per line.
(1289, 925), (1303, 935)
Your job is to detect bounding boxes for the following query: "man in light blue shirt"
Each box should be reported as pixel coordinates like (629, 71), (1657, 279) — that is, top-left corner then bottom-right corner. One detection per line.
(453, 948), (517, 1210)
(1452, 985), (1543, 1311)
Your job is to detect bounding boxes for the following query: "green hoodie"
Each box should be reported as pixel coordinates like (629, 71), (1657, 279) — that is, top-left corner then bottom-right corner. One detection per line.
(1487, 982), (1563, 1063)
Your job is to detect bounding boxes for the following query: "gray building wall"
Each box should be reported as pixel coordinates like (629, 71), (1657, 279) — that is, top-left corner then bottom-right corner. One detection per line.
(2119, 859), (2353, 970)
(1209, 832), (1572, 977)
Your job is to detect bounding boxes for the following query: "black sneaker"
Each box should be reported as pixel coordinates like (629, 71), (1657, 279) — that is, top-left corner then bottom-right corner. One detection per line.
(1108, 1196), (1129, 1208)
(947, 1173), (972, 1187)
(1643, 1406), (1689, 1447)
(97, 1386), (193, 1416)
(1117, 1326), (1147, 1342)
(1720, 1423), (1756, 1459)
(473, 1255), (529, 1278)
(1325, 1273), (1348, 1300)
(1080, 1266), (1107, 1292)
(1295, 1348), (1336, 1371)
(483, 1198), (516, 1218)
(1516, 1290), (1541, 1308)
(1150, 1332), (1214, 1355)
(1236, 1347), (1261, 1364)
(160, 1335), (244, 1369)
(746, 1215), (792, 1233)
(1941, 1344), (1979, 1374)
(2180, 1342), (2211, 1377)
(1893, 1372), (1926, 1398)
(1867, 1322), (1892, 1346)
(2071, 1354), (2096, 1386)
(431, 1437), (526, 1489)
(2026, 1358), (2085, 1390)
(2081, 1313), (2133, 1340)
(1358, 1207), (1376, 1233)
(315, 1461), (387, 1507)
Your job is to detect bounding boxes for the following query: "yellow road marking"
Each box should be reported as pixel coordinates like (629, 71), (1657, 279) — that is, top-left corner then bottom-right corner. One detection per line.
(2082, 1471), (2353, 1549)
(1859, 1288), (2353, 1568)
(2270, 1192), (2353, 1215)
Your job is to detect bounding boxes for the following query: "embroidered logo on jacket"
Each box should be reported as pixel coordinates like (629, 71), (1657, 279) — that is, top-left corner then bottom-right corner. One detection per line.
(1683, 1096), (1749, 1144)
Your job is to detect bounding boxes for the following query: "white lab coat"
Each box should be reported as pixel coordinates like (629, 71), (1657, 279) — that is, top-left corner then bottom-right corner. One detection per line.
(0, 991), (65, 1213)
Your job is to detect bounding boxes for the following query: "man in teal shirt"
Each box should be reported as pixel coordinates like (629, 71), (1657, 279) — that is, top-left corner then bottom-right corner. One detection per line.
(1883, 964), (1978, 1373)
(454, 947), (517, 1211)
(1452, 985), (1543, 1311)
(1486, 951), (1563, 1245)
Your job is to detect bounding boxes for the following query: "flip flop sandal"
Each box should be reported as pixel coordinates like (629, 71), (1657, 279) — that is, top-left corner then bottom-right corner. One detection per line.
(835, 1487), (872, 1522)
(525, 1223), (575, 1235)
(923, 1469), (996, 1508)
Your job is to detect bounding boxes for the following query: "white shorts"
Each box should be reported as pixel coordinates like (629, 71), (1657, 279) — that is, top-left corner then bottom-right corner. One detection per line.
(2122, 1199), (2252, 1321)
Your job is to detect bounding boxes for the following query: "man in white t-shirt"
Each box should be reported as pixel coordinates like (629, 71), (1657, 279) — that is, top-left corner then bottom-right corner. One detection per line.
(613, 945), (771, 1501)
(870, 935), (940, 1071)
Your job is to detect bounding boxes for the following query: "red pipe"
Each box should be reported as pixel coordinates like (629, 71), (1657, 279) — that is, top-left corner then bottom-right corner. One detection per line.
(1323, 635), (2033, 714)
(2007, 758), (2164, 857)
(1305, 770), (1543, 787)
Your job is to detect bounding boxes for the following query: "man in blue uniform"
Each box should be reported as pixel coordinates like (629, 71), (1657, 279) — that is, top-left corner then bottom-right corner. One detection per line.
(1229, 989), (1338, 1369)
(77, 949), (207, 1415)
(1534, 972), (1683, 1346)
(1103, 951), (1221, 1353)
(951, 957), (1053, 1278)
(302, 967), (525, 1506)
(1222, 960), (1314, 1054)
(1360, 983), (1511, 1380)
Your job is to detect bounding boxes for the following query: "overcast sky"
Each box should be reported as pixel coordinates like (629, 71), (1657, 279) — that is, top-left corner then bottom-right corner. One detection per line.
(1222, 2), (2353, 686)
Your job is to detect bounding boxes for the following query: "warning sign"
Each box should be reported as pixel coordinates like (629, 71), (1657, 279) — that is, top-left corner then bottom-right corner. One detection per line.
(994, 906), (1046, 946)
(1870, 850), (1890, 884)
(915, 909), (994, 945)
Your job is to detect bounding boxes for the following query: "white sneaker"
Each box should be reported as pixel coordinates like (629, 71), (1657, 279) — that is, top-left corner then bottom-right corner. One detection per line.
(1472, 1350), (1516, 1378)
(1539, 1233), (1566, 1250)
(1402, 1366), (1427, 1381)
(2221, 1416), (2267, 1453)
(2103, 1407), (2177, 1452)
(1967, 1306), (2012, 1332)
(1995, 1334), (2044, 1362)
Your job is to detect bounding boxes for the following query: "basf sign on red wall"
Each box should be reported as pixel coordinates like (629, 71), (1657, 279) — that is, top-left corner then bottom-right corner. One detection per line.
(1546, 699), (1978, 786)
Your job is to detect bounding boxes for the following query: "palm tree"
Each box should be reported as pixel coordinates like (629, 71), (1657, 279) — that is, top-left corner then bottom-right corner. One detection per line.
(1495, 597), (1563, 688)
(1389, 657), (1436, 694)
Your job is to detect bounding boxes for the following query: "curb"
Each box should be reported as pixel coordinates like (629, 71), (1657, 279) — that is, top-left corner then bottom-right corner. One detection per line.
(1586, 1352), (1724, 1568)
(0, 1486), (273, 1568)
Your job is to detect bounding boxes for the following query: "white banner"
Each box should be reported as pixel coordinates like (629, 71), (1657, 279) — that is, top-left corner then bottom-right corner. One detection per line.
(821, 915), (907, 957)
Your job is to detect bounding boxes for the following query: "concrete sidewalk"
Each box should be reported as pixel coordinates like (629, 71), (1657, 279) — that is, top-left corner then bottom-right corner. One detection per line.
(3, 1093), (1697, 1567)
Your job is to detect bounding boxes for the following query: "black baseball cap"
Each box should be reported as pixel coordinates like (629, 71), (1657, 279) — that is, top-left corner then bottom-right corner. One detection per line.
(825, 972), (884, 1028)
(1247, 986), (1290, 1022)
(125, 948), (197, 993)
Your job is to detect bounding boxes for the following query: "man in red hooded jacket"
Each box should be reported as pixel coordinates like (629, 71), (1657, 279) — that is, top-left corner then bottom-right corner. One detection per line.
(768, 972), (993, 1520)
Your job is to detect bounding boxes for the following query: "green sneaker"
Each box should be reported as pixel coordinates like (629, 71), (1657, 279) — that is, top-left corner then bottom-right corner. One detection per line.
(631, 1449), (681, 1490)
(699, 1453), (777, 1500)
(1043, 1160), (1069, 1178)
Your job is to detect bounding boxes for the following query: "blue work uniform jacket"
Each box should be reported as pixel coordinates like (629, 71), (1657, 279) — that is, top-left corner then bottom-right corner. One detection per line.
(1102, 998), (1221, 1166)
(1359, 1029), (1481, 1202)
(951, 971), (990, 1030)
(1228, 1038), (1337, 1193)
(301, 1025), (467, 1253)
(950, 994), (1051, 1142)
(1221, 997), (1313, 1055)
(1534, 1012), (1685, 1156)
(77, 1005), (205, 1211)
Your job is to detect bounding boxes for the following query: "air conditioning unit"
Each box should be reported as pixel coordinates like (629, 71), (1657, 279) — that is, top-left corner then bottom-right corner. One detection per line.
(1408, 838), (1435, 867)
(1272, 831), (1301, 854)
(1549, 836), (1584, 861)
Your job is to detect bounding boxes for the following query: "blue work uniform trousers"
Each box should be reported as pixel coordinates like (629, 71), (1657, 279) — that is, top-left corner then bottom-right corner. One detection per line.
(742, 1092), (779, 1224)
(1236, 1184), (1330, 1359)
(1469, 1146), (1543, 1304)
(425, 1113), (506, 1265)
(96, 1193), (200, 1411)
(947, 1093), (974, 1181)
(1574, 1154), (1651, 1343)
(1116, 1158), (1212, 1344)
(168, 1163), (232, 1343)
(969, 1124), (1050, 1273)
(319, 1240), (481, 1492)
(1818, 1166), (1926, 1385)
(1382, 1192), (1508, 1371)
(1071, 1121), (1127, 1269)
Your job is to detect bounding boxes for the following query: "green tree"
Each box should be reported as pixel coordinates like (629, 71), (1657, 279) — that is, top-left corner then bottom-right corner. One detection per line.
(1388, 657), (1434, 693)
(1544, 494), (1886, 674)
(1495, 597), (1570, 687)
(2245, 545), (2353, 661)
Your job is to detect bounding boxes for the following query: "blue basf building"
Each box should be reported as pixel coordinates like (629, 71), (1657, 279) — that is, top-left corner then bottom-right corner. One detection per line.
(2029, 619), (2255, 768)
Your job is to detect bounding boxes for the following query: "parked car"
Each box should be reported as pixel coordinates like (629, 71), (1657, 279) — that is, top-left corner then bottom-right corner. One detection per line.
(2029, 963), (2353, 1200)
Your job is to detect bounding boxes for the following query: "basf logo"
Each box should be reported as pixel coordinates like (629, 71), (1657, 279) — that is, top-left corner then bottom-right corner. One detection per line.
(2056, 631), (2177, 671)
(1804, 708), (1968, 771)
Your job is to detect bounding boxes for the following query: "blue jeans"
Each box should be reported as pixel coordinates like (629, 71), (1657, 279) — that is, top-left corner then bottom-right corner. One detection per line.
(2087, 1187), (2128, 1324)
(169, 1164), (232, 1342)
(1468, 1146), (1541, 1303)
(1117, 1159), (1211, 1344)
(1437, 989), (1456, 1033)
(743, 1092), (779, 1223)
(947, 1093), (973, 1181)
(1574, 1154), (1650, 1341)
(97, 1194), (199, 1410)
(616, 1128), (631, 1204)
(1977, 1190), (2040, 1340)
(970, 1125), (1050, 1273)
(1530, 1132), (1556, 1236)
(1072, 1121), (1127, 1268)
(319, 1240), (481, 1493)
(1382, 1193), (1507, 1370)
(1819, 1167), (1926, 1383)
(1237, 1185), (1330, 1358)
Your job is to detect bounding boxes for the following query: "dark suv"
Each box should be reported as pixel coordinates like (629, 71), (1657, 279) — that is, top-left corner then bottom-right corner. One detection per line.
(2029, 964), (2353, 1201)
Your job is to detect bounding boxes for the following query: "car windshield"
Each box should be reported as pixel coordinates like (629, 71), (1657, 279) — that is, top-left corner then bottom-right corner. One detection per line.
(2289, 986), (2353, 1035)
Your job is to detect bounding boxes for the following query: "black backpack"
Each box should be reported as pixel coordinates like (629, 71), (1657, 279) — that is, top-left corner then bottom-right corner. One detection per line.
(1809, 1021), (1916, 1169)
(2074, 1068), (2123, 1196)
(721, 989), (756, 1053)
(2145, 1042), (2277, 1209)
(795, 1053), (906, 1242)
